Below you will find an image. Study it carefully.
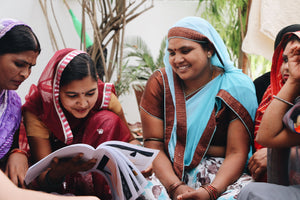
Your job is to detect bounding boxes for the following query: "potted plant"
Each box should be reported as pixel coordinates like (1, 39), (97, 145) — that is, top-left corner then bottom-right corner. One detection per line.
(115, 36), (166, 105)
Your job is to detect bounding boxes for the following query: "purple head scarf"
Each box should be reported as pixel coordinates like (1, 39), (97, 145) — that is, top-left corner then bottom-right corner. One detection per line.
(0, 18), (25, 159)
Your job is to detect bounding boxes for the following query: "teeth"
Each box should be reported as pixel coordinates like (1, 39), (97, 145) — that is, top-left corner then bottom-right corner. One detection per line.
(178, 65), (189, 69)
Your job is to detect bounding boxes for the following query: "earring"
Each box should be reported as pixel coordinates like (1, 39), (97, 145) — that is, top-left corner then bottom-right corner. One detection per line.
(207, 52), (211, 58)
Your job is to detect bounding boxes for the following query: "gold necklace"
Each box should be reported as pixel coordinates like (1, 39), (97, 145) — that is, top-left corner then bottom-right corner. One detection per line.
(184, 66), (215, 99)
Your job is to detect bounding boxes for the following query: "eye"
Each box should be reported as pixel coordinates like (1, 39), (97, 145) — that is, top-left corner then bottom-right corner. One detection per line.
(283, 56), (288, 63)
(15, 62), (25, 68)
(181, 48), (192, 54)
(86, 92), (95, 97)
(168, 51), (175, 56)
(66, 94), (77, 98)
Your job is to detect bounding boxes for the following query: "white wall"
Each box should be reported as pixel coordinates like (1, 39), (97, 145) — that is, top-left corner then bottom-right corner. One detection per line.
(0, 0), (201, 123)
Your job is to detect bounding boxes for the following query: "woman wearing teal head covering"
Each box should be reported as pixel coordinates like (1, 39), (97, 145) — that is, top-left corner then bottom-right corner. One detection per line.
(140, 17), (257, 200)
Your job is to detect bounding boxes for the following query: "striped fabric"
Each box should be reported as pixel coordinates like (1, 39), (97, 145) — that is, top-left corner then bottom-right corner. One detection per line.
(52, 50), (85, 144)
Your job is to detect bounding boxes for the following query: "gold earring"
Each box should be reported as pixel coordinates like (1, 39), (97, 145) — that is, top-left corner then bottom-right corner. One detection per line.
(208, 52), (211, 58)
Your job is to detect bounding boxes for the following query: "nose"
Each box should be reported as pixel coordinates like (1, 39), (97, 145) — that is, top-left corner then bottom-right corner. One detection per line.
(172, 54), (184, 64)
(76, 96), (88, 107)
(20, 67), (31, 79)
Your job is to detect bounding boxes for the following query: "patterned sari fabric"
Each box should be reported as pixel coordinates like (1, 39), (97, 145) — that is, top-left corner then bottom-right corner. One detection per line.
(0, 90), (21, 160)
(22, 48), (132, 199)
(140, 17), (258, 199)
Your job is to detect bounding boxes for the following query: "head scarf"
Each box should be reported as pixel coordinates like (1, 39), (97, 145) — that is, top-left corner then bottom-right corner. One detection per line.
(163, 17), (257, 177)
(0, 18), (29, 159)
(254, 25), (300, 150)
(22, 48), (114, 145)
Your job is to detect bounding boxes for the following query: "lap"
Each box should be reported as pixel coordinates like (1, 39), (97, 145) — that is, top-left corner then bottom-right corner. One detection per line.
(237, 182), (300, 200)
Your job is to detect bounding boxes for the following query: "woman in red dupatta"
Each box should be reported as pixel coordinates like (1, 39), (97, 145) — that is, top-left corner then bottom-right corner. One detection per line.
(22, 48), (136, 199)
(249, 25), (300, 182)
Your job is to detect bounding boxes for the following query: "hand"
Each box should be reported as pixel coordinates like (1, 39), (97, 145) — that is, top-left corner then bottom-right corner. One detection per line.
(5, 152), (28, 188)
(248, 148), (267, 181)
(176, 186), (210, 200)
(141, 164), (153, 178)
(172, 184), (195, 200)
(286, 39), (300, 83)
(48, 153), (97, 181)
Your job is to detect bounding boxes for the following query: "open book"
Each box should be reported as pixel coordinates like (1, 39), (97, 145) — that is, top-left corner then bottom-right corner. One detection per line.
(25, 141), (159, 200)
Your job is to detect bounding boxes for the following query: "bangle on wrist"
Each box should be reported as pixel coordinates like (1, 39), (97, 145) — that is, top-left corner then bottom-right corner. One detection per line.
(9, 148), (29, 158)
(273, 95), (294, 106)
(200, 184), (219, 200)
(167, 181), (185, 198)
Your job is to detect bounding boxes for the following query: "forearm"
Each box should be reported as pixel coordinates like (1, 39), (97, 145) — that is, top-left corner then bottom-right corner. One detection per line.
(257, 80), (300, 147)
(210, 152), (247, 194)
(144, 141), (180, 188)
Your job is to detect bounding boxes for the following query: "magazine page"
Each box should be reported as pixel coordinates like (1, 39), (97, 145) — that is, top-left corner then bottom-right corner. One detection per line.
(98, 141), (159, 171)
(103, 146), (143, 200)
(89, 148), (125, 200)
(25, 144), (96, 185)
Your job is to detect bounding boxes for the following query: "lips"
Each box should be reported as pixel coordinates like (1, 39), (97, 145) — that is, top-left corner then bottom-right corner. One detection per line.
(12, 80), (23, 86)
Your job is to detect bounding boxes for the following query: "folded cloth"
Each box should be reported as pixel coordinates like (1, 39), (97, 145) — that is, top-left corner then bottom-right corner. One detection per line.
(283, 97), (300, 134)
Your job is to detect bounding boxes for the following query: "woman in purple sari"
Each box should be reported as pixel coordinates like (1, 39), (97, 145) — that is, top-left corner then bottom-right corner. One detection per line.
(0, 18), (40, 187)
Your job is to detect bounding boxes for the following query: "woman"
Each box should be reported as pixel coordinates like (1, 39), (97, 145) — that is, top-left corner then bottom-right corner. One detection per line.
(22, 48), (139, 199)
(249, 24), (300, 182)
(140, 17), (257, 200)
(0, 18), (41, 187)
(238, 31), (300, 200)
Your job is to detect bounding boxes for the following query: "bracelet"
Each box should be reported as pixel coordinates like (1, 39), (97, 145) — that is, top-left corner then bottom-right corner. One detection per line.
(201, 184), (219, 200)
(273, 95), (294, 106)
(143, 137), (164, 143)
(167, 181), (185, 198)
(9, 148), (29, 158)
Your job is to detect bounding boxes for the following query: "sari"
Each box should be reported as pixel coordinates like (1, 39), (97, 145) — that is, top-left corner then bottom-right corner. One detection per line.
(140, 17), (257, 199)
(22, 48), (132, 199)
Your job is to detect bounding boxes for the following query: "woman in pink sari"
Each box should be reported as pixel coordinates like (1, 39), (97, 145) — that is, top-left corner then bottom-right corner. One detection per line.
(22, 48), (139, 199)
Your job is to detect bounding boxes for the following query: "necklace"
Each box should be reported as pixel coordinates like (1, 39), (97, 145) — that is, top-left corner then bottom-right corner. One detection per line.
(183, 66), (216, 99)
(184, 85), (205, 98)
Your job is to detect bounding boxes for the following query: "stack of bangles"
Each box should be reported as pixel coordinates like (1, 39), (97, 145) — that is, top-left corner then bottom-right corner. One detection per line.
(167, 181), (185, 198)
(201, 184), (219, 200)
(9, 148), (29, 158)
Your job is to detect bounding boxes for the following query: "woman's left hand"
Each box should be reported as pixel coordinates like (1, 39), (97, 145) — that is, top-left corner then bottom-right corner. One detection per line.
(141, 164), (153, 178)
(5, 152), (28, 188)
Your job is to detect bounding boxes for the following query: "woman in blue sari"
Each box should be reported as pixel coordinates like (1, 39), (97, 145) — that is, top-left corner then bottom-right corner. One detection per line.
(140, 17), (257, 200)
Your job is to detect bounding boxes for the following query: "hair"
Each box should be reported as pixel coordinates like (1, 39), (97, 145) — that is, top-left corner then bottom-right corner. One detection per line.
(60, 53), (98, 87)
(0, 25), (41, 55)
(274, 24), (300, 50)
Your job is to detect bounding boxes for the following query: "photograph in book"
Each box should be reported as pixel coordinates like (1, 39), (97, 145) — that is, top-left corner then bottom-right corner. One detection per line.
(24, 141), (159, 199)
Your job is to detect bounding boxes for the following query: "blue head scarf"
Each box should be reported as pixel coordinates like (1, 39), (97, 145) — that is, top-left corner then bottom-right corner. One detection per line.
(164, 17), (257, 168)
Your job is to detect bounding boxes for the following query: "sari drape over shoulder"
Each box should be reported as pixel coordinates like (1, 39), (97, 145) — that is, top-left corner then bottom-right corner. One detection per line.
(0, 90), (21, 159)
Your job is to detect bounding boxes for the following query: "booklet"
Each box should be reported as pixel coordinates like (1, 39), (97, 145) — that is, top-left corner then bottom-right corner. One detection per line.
(24, 141), (159, 200)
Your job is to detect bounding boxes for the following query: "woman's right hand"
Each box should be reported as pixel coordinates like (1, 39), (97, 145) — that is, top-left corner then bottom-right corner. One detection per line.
(48, 153), (97, 181)
(173, 184), (195, 200)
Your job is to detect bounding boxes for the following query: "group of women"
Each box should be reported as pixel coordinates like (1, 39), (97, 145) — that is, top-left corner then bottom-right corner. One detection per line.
(0, 15), (299, 200)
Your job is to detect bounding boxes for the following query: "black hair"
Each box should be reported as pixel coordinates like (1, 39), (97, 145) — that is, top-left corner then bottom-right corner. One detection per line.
(0, 25), (41, 55)
(60, 53), (98, 87)
(274, 24), (300, 50)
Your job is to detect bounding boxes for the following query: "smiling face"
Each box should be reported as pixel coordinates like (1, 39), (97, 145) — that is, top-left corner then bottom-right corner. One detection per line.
(167, 38), (212, 83)
(0, 50), (39, 91)
(59, 76), (98, 119)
